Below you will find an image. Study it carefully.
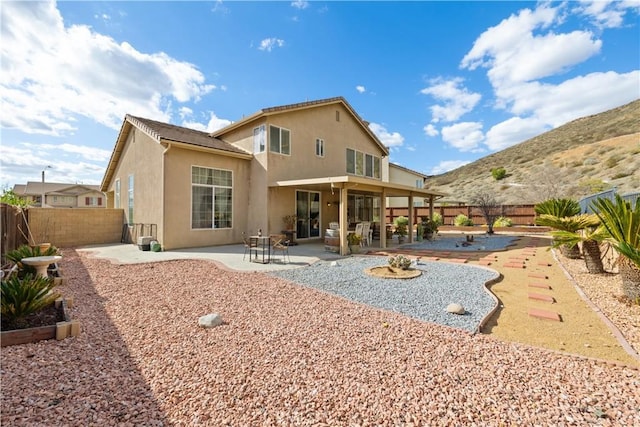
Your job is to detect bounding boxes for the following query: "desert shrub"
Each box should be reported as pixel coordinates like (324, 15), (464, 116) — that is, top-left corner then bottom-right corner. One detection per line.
(493, 216), (513, 227)
(611, 171), (632, 180)
(605, 155), (622, 168)
(583, 157), (598, 165)
(454, 214), (474, 226)
(432, 212), (443, 226)
(388, 254), (412, 270)
(491, 167), (507, 181)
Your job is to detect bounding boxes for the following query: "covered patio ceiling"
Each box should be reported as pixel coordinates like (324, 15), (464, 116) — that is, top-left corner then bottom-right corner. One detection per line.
(271, 176), (447, 255)
(270, 175), (447, 199)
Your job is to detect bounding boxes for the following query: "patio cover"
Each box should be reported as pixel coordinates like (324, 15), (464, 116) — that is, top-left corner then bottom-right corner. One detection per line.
(271, 176), (447, 255)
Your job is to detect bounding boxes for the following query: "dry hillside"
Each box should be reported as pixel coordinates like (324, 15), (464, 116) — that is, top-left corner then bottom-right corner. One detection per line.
(424, 99), (640, 204)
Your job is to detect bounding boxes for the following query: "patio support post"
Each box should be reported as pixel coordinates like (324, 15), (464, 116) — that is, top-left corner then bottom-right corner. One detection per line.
(408, 194), (414, 243)
(381, 188), (387, 249)
(429, 195), (434, 220)
(339, 185), (349, 256)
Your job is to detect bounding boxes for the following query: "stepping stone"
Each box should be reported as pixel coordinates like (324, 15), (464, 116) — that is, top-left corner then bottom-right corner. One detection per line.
(537, 261), (553, 267)
(448, 258), (468, 263)
(509, 256), (529, 261)
(528, 308), (562, 322)
(528, 273), (548, 279)
(423, 256), (440, 261)
(478, 260), (492, 266)
(503, 263), (526, 268)
(528, 292), (555, 303)
(529, 282), (551, 290)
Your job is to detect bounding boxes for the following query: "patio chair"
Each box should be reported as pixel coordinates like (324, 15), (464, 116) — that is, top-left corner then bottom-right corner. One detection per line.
(242, 232), (252, 261)
(360, 222), (371, 246)
(271, 234), (291, 264)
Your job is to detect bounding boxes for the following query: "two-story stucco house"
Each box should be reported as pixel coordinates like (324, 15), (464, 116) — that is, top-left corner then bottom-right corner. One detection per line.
(101, 97), (444, 254)
(13, 182), (106, 208)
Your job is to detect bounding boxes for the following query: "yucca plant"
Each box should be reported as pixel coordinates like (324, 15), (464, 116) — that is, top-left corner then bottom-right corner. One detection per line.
(1, 274), (60, 329)
(591, 195), (640, 300)
(548, 214), (607, 274)
(5, 244), (59, 278)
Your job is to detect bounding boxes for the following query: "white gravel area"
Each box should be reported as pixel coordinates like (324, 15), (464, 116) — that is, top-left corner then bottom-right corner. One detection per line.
(1, 249), (639, 426)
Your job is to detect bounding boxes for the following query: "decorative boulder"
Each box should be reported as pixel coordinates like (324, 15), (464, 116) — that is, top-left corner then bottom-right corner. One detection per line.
(198, 313), (223, 328)
(446, 303), (466, 315)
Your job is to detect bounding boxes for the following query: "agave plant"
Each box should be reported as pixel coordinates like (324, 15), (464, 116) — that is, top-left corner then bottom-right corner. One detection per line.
(591, 194), (640, 300)
(1, 274), (60, 329)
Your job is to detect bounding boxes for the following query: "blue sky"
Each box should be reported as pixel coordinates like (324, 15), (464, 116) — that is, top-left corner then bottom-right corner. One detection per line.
(1, 0), (639, 188)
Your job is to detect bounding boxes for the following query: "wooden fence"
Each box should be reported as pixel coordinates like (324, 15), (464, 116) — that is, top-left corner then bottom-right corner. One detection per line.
(385, 204), (537, 226)
(1, 204), (30, 263)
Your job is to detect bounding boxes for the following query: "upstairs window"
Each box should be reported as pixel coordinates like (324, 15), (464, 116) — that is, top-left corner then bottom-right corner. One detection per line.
(128, 175), (134, 224)
(253, 125), (265, 153)
(346, 148), (380, 179)
(269, 125), (290, 155)
(315, 138), (324, 157)
(115, 179), (121, 208)
(415, 179), (424, 189)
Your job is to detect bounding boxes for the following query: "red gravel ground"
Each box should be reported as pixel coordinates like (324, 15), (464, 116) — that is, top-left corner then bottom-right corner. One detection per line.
(1, 248), (639, 426)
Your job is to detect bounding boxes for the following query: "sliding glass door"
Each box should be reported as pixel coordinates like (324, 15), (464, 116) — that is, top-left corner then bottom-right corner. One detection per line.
(296, 190), (321, 239)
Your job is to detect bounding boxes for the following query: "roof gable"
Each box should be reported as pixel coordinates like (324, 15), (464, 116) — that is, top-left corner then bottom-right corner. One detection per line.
(101, 115), (252, 190)
(211, 97), (389, 155)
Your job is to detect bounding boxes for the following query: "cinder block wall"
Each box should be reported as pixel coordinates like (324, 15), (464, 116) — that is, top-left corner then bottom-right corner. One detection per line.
(28, 208), (125, 247)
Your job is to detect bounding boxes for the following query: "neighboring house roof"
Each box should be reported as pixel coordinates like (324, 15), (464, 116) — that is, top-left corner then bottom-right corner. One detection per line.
(211, 96), (390, 156)
(15, 182), (102, 196)
(389, 163), (431, 179)
(101, 114), (252, 191)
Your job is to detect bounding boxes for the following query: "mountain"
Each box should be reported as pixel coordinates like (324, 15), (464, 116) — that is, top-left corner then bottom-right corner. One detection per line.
(424, 99), (640, 205)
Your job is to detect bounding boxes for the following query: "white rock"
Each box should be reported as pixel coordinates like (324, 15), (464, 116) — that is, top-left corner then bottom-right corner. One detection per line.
(446, 303), (465, 315)
(330, 261), (338, 266)
(198, 313), (223, 328)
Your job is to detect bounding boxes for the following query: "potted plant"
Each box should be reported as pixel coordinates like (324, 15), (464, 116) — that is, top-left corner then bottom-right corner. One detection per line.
(421, 216), (439, 241)
(347, 232), (362, 254)
(394, 216), (409, 244)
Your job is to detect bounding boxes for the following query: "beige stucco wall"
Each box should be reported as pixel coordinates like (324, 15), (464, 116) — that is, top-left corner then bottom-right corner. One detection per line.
(76, 190), (106, 208)
(104, 128), (165, 242)
(161, 145), (252, 250)
(28, 208), (124, 247)
(387, 166), (426, 208)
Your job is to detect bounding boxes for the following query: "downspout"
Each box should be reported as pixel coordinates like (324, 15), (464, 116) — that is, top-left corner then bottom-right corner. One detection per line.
(161, 143), (172, 248)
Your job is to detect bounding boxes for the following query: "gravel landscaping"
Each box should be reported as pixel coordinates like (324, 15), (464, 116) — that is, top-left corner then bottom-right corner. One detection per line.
(268, 256), (500, 333)
(1, 248), (639, 426)
(404, 235), (517, 252)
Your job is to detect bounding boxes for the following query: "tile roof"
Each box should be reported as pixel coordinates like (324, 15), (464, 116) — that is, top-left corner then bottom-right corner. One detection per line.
(127, 115), (249, 155)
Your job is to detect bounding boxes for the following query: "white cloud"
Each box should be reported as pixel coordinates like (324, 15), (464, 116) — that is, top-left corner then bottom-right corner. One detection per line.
(484, 116), (547, 151)
(576, 0), (636, 28)
(420, 77), (481, 122)
(0, 143), (107, 185)
(440, 122), (484, 152)
(368, 122), (404, 148)
(429, 160), (471, 175)
(356, 85), (366, 93)
(462, 5), (602, 86)
(291, 0), (309, 10)
(181, 111), (232, 133)
(423, 124), (439, 137)
(0, 1), (216, 136)
(258, 38), (285, 52)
